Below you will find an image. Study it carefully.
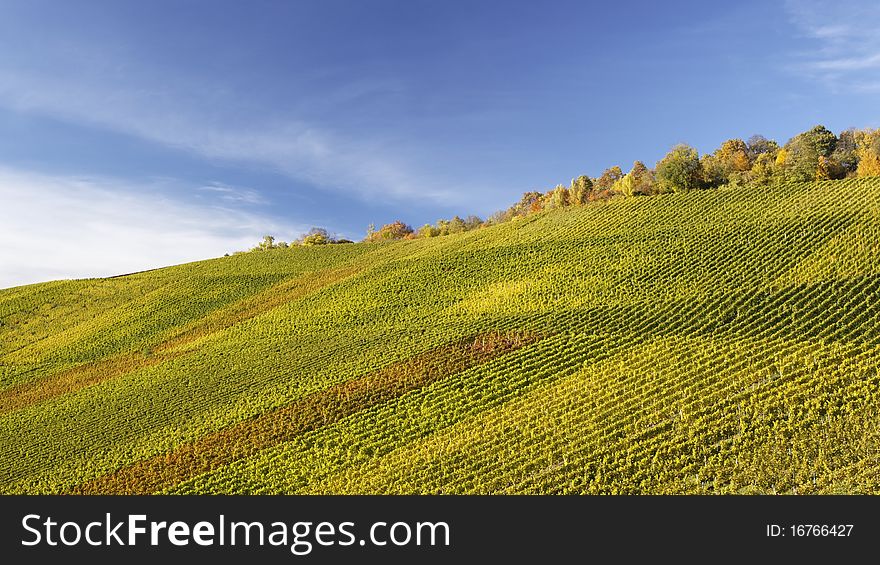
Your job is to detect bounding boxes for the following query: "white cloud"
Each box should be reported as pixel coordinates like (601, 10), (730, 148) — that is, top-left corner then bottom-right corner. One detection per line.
(198, 182), (266, 205)
(809, 53), (880, 72)
(0, 167), (305, 289)
(0, 54), (463, 207)
(785, 0), (880, 89)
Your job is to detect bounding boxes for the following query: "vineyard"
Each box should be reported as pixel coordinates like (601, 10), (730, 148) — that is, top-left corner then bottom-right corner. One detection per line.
(2, 177), (880, 494)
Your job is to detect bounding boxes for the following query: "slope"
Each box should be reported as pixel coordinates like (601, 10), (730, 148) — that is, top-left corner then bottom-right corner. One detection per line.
(1, 178), (879, 494)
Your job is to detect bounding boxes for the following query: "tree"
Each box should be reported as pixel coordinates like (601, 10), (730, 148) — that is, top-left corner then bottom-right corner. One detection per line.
(833, 128), (860, 175)
(782, 125), (838, 181)
(614, 162), (654, 197)
(252, 235), (276, 252)
(419, 224), (440, 238)
(746, 135), (779, 160)
(569, 175), (593, 205)
(856, 129), (880, 177)
(249, 234), (292, 251)
(486, 209), (512, 225)
(367, 220), (414, 241)
(416, 214), (482, 238)
(702, 139), (751, 187)
(655, 144), (703, 193)
(446, 215), (467, 234)
(747, 152), (779, 188)
(300, 227), (331, 246)
(626, 161), (655, 196)
(594, 166), (624, 192)
(511, 191), (543, 216)
(804, 125), (838, 156)
(612, 174), (631, 197)
(545, 184), (569, 209)
(816, 156), (846, 181)
(464, 215), (483, 230)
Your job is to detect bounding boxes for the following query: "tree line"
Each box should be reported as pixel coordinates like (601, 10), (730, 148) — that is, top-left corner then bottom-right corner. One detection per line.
(366, 125), (880, 241)
(244, 229), (353, 252)
(247, 124), (880, 249)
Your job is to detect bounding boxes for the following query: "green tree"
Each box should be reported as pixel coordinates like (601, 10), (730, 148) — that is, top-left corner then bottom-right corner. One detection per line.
(446, 215), (467, 234)
(655, 144), (703, 193)
(252, 235), (276, 252)
(782, 125), (838, 181)
(833, 128), (859, 175)
(418, 223), (440, 238)
(747, 152), (779, 188)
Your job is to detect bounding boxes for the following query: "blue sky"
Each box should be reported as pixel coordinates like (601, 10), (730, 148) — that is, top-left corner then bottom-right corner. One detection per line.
(1, 0), (879, 288)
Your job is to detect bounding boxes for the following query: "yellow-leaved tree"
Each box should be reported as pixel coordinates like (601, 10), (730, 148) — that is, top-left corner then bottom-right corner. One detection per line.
(856, 129), (880, 177)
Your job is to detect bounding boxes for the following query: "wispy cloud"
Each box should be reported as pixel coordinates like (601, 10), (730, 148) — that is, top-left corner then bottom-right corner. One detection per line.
(198, 182), (266, 205)
(808, 53), (880, 72)
(0, 47), (462, 207)
(785, 0), (880, 90)
(0, 167), (305, 289)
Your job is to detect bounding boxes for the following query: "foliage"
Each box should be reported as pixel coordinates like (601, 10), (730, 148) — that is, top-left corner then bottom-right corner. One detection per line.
(366, 220), (414, 241)
(250, 235), (288, 252)
(249, 229), (351, 251)
(856, 129), (880, 178)
(833, 128), (860, 174)
(655, 144), (703, 192)
(569, 175), (593, 205)
(299, 228), (331, 246)
(746, 134), (778, 160)
(341, 125), (880, 245)
(545, 185), (569, 210)
(816, 156), (846, 181)
(595, 166), (624, 192)
(782, 125), (839, 182)
(614, 161), (655, 197)
(701, 139), (751, 187)
(746, 152), (779, 188)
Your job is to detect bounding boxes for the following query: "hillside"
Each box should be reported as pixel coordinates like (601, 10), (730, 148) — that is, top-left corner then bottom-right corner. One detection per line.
(2, 178), (880, 494)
